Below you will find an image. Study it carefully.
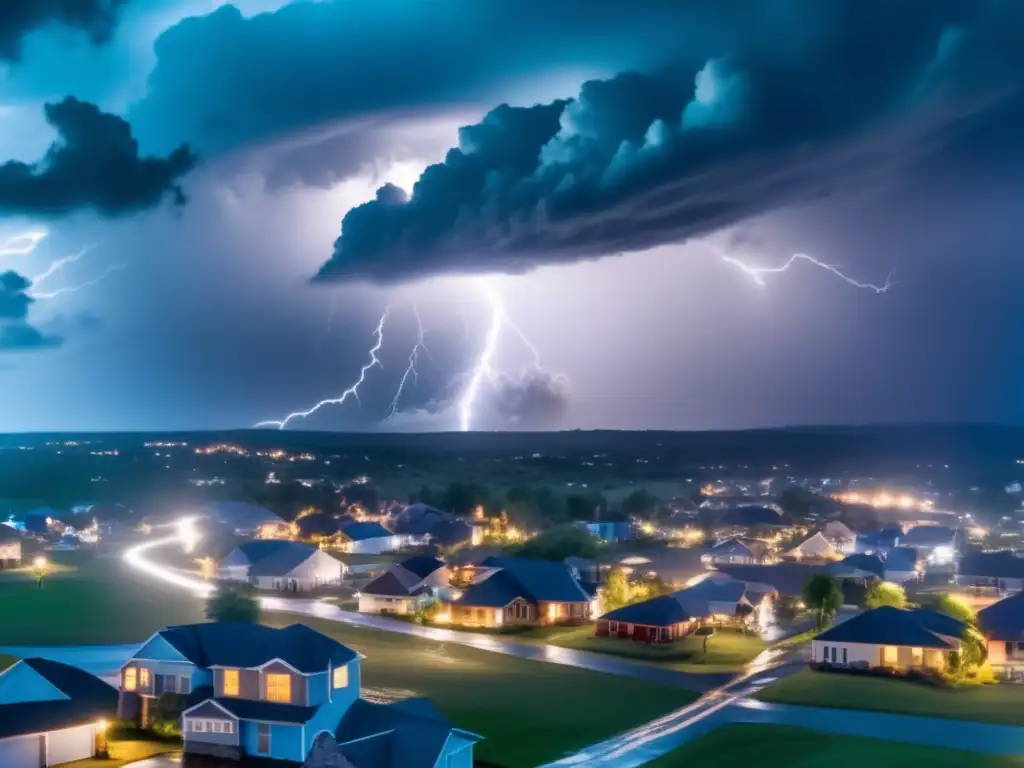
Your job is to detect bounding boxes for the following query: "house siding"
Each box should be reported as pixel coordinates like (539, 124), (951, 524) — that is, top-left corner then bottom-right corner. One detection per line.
(450, 604), (503, 628)
(596, 619), (694, 643)
(242, 722), (303, 761)
(436, 736), (476, 768)
(811, 640), (949, 670)
(214, 668), (260, 700)
(536, 600), (591, 625)
(359, 594), (419, 615)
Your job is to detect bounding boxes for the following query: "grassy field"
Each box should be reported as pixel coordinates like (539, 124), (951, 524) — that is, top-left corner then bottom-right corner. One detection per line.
(0, 654), (16, 671)
(63, 740), (175, 768)
(513, 625), (765, 673)
(645, 724), (1024, 767)
(0, 550), (205, 646)
(757, 669), (1024, 726)
(264, 613), (697, 768)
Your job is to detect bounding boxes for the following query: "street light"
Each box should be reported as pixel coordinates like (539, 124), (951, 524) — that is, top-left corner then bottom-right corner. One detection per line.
(33, 556), (48, 587)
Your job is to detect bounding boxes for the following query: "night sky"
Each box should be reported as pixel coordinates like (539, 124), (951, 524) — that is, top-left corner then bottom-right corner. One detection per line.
(1, 1), (1022, 432)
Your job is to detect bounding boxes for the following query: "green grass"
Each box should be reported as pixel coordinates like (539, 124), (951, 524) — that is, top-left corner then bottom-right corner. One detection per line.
(757, 669), (1024, 726)
(60, 739), (176, 768)
(0, 654), (16, 671)
(512, 625), (765, 673)
(264, 613), (697, 768)
(645, 724), (1024, 767)
(0, 551), (205, 646)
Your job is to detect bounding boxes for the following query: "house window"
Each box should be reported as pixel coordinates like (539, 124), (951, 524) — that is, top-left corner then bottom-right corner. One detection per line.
(265, 673), (291, 703)
(333, 665), (349, 689)
(162, 675), (177, 694)
(179, 676), (191, 694)
(842, 647), (848, 665)
(257, 723), (271, 753)
(138, 668), (151, 688)
(123, 667), (137, 691)
(609, 622), (618, 634)
(190, 719), (234, 734)
(661, 628), (670, 641)
(882, 646), (898, 666)
(911, 647), (923, 666)
(830, 647), (837, 663)
(222, 669), (240, 697)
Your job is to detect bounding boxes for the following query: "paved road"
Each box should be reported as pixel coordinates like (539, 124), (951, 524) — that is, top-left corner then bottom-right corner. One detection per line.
(123, 756), (181, 767)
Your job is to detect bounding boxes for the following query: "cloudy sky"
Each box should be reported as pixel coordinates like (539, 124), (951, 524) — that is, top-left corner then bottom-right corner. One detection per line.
(1, 0), (1022, 433)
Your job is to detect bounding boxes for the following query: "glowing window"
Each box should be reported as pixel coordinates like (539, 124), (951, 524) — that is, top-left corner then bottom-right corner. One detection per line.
(222, 669), (239, 697)
(882, 646), (898, 665)
(138, 668), (151, 688)
(265, 674), (291, 703)
(333, 665), (349, 689)
(911, 647), (923, 666)
(123, 667), (137, 691)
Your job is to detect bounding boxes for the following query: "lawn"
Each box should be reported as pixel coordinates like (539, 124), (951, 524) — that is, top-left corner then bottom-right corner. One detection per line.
(757, 669), (1024, 726)
(0, 654), (16, 671)
(513, 625), (765, 673)
(263, 613), (698, 768)
(645, 724), (1024, 767)
(0, 550), (206, 646)
(61, 739), (175, 768)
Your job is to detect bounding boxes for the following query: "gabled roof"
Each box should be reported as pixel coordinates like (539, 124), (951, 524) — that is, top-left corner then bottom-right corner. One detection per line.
(185, 685), (317, 723)
(883, 547), (919, 572)
(427, 519), (473, 546)
(362, 569), (429, 598)
(455, 569), (529, 607)
(249, 542), (325, 577)
(398, 555), (446, 580)
(814, 606), (965, 649)
(478, 557), (591, 602)
(978, 592), (1024, 641)
(786, 532), (835, 557)
(958, 551), (1024, 579)
(900, 525), (955, 547)
(235, 539), (302, 564)
(0, 524), (20, 541)
(832, 553), (885, 579)
(204, 501), (284, 526)
(599, 594), (692, 626)
(390, 503), (451, 535)
(598, 574), (760, 626)
(340, 521), (394, 541)
(0, 659), (116, 739)
(153, 622), (357, 672)
(709, 538), (756, 558)
(719, 506), (788, 528)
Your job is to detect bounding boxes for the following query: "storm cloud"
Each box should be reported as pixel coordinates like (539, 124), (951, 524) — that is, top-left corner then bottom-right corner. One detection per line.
(315, 1), (1024, 284)
(0, 0), (126, 61)
(0, 271), (62, 352)
(486, 368), (571, 430)
(0, 97), (197, 218)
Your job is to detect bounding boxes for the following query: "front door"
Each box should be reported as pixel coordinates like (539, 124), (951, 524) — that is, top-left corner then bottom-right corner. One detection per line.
(257, 723), (270, 754)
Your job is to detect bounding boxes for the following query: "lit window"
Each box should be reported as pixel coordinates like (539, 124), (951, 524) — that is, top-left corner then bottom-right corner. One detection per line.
(333, 665), (349, 689)
(882, 646), (898, 665)
(138, 668), (151, 688)
(911, 647), (923, 666)
(123, 667), (137, 691)
(222, 669), (239, 697)
(265, 673), (291, 703)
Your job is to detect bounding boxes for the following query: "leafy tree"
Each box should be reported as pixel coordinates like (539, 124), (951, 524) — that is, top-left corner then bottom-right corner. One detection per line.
(512, 525), (600, 561)
(865, 581), (907, 609)
(777, 487), (817, 521)
(622, 489), (659, 518)
(803, 574), (842, 629)
(932, 594), (977, 625)
(442, 482), (491, 517)
(948, 628), (988, 679)
(602, 568), (669, 613)
(205, 581), (261, 623)
(565, 492), (607, 521)
(341, 483), (379, 511)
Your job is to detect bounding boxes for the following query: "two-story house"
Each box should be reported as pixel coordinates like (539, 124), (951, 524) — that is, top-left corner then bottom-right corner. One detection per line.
(118, 622), (481, 765)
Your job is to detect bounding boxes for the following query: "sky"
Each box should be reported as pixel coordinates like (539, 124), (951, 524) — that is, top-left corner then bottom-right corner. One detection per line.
(1, 0), (1023, 433)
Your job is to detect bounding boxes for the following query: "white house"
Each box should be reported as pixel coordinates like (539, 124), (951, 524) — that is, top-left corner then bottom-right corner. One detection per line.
(218, 540), (345, 591)
(0, 658), (115, 767)
(701, 538), (767, 567)
(358, 556), (451, 615)
(784, 532), (837, 561)
(201, 501), (287, 537)
(0, 524), (21, 567)
(333, 521), (409, 555)
(822, 521), (857, 554)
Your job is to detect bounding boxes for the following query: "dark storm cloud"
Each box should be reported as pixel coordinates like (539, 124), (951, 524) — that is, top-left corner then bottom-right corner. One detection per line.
(0, 271), (62, 352)
(0, 271), (33, 320)
(0, 0), (126, 61)
(0, 97), (198, 218)
(315, 0), (1024, 284)
(0, 323), (63, 352)
(486, 368), (571, 429)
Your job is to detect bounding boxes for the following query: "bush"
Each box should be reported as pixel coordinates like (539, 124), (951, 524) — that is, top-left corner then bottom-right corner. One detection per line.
(808, 662), (950, 688)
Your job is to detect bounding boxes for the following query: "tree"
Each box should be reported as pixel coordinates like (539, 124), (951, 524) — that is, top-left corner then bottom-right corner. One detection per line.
(601, 568), (668, 613)
(865, 581), (907, 609)
(513, 525), (600, 561)
(206, 581), (261, 623)
(948, 628), (988, 679)
(622, 489), (659, 518)
(932, 594), (977, 625)
(803, 574), (842, 629)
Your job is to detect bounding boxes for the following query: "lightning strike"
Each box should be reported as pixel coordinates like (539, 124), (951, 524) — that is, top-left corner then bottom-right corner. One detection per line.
(385, 305), (430, 419)
(0, 229), (47, 258)
(30, 245), (96, 287)
(30, 262), (128, 300)
(256, 309), (389, 429)
(721, 252), (895, 293)
(458, 282), (504, 433)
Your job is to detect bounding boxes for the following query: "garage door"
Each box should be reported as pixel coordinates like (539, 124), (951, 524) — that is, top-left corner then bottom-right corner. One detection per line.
(45, 725), (93, 766)
(0, 734), (43, 768)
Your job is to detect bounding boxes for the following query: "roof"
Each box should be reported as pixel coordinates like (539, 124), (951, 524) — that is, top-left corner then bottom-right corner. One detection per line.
(719, 506), (788, 528)
(0, 659), (117, 739)
(814, 606), (965, 649)
(186, 686), (317, 723)
(978, 592), (1024, 641)
(600, 594), (692, 626)
(786, 532), (835, 557)
(900, 525), (955, 547)
(153, 622), (357, 672)
(390, 503), (451, 535)
(0, 524), (20, 541)
(204, 501), (284, 526)
(455, 569), (530, 607)
(709, 538), (755, 558)
(884, 547), (919, 572)
(362, 569), (428, 598)
(833, 553), (885, 579)
(857, 528), (901, 550)
(599, 574), (761, 626)
(248, 542), (326, 577)
(340, 521), (394, 541)
(398, 555), (446, 580)
(427, 519), (473, 546)
(235, 539), (303, 564)
(337, 697), (480, 768)
(958, 551), (1024, 579)
(478, 557), (591, 602)
(673, 575), (752, 616)
(715, 563), (833, 597)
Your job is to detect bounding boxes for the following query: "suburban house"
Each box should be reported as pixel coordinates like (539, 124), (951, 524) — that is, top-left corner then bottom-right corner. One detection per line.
(811, 606), (965, 672)
(977, 591), (1024, 674)
(784, 532), (838, 561)
(446, 557), (594, 628)
(0, 658), (116, 767)
(203, 501), (288, 538)
(119, 622), (480, 765)
(828, 553), (885, 581)
(0, 523), (22, 567)
(898, 525), (957, 565)
(387, 503), (450, 545)
(218, 540), (345, 591)
(583, 520), (632, 543)
(822, 521), (858, 554)
(596, 573), (775, 643)
(702, 537), (769, 567)
(714, 506), (790, 536)
(956, 551), (1024, 595)
(358, 556), (451, 616)
(331, 521), (410, 554)
(855, 527), (902, 556)
(617, 548), (706, 587)
(880, 547), (921, 583)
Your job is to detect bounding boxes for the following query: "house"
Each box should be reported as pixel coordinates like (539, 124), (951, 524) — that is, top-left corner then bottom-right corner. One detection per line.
(388, 503), (450, 538)
(855, 527), (901, 556)
(0, 524), (22, 567)
(118, 622), (480, 765)
(977, 592), (1024, 673)
(333, 522), (409, 555)
(881, 547), (921, 583)
(0, 658), (116, 767)
(446, 557), (593, 628)
(827, 553), (885, 581)
(811, 606), (965, 671)
(701, 537), (769, 567)
(956, 551), (1024, 596)
(617, 547), (706, 587)
(203, 501), (287, 538)
(583, 520), (632, 543)
(358, 556), (451, 616)
(784, 532), (837, 561)
(596, 574), (775, 643)
(218, 541), (345, 591)
(715, 506), (790, 535)
(899, 525), (957, 565)
(822, 521), (857, 554)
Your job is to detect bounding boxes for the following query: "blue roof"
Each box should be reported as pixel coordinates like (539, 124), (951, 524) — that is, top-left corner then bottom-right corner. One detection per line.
(838, 553), (885, 578)
(341, 521), (394, 541)
(815, 607), (965, 649)
(479, 557), (591, 602)
(0, 659), (116, 739)
(857, 528), (901, 550)
(399, 555), (446, 580)
(900, 525), (955, 547)
(249, 542), (324, 577)
(710, 538), (755, 557)
(978, 592), (1024, 641)
(455, 569), (528, 607)
(186, 685), (318, 723)
(959, 551), (1024, 579)
(237, 539), (300, 563)
(600, 594), (692, 626)
(155, 622), (357, 673)
(720, 506), (788, 527)
(884, 547), (919, 572)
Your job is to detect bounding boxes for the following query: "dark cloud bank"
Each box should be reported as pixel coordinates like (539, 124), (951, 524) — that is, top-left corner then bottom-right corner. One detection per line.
(0, 271), (62, 352)
(315, 0), (1024, 284)
(0, 0), (126, 61)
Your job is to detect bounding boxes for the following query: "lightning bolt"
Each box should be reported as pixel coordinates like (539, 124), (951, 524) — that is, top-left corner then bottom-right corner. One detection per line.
(458, 282), (504, 433)
(0, 229), (47, 258)
(255, 309), (389, 429)
(385, 305), (430, 420)
(29, 245), (96, 286)
(30, 262), (128, 300)
(720, 252), (895, 294)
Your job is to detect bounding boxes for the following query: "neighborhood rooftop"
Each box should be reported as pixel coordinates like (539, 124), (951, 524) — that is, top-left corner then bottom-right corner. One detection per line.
(815, 607), (965, 649)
